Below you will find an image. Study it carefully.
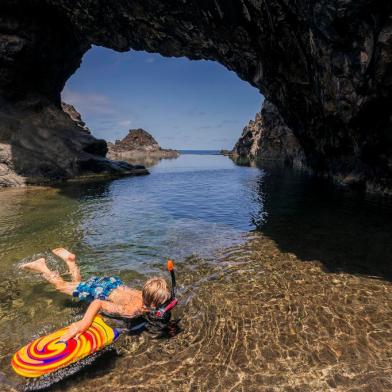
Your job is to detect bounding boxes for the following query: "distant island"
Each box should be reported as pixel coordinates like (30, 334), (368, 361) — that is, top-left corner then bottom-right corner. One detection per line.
(107, 129), (180, 161)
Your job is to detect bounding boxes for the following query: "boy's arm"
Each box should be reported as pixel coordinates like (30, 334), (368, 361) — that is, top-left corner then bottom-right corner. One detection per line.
(60, 300), (141, 341)
(60, 300), (103, 342)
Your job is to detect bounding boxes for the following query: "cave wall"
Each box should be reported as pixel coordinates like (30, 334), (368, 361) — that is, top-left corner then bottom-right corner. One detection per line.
(1, 0), (392, 191)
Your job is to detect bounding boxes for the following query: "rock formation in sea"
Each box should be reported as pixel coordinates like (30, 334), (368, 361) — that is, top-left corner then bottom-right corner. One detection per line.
(107, 129), (179, 160)
(232, 100), (306, 169)
(1, 1), (392, 192)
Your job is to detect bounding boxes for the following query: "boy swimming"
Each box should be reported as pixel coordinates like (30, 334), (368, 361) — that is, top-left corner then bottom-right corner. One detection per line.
(21, 248), (171, 341)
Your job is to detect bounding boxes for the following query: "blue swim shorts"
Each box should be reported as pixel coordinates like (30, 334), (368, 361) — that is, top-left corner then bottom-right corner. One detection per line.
(73, 276), (123, 301)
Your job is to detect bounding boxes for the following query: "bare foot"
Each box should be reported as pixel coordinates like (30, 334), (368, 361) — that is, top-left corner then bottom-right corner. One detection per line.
(52, 248), (76, 264)
(52, 247), (81, 282)
(20, 257), (51, 274)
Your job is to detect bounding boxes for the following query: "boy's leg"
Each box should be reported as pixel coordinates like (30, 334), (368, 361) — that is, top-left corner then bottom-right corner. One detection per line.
(20, 258), (77, 295)
(52, 248), (81, 283)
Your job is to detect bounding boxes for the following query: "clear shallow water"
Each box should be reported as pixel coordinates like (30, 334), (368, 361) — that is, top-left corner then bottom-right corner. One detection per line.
(0, 155), (263, 274)
(0, 154), (392, 391)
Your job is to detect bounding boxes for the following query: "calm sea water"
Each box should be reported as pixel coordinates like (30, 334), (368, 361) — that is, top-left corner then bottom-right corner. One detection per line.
(1, 153), (392, 391)
(0, 154), (262, 274)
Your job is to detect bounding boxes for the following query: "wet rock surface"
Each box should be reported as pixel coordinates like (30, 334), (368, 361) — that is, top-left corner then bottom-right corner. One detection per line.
(1, 0), (392, 192)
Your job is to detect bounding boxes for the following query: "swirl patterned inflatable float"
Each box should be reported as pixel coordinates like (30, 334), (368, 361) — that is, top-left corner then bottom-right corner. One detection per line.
(11, 316), (119, 378)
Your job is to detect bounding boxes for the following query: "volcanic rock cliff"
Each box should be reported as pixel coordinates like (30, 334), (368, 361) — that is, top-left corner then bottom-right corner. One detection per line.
(232, 100), (306, 169)
(1, 1), (392, 192)
(107, 129), (179, 160)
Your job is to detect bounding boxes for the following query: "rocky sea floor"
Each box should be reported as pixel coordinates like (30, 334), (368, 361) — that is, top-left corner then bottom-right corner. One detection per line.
(15, 233), (389, 392)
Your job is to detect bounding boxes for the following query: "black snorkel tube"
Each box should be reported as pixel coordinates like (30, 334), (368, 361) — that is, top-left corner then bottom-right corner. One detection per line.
(154, 260), (178, 318)
(167, 259), (176, 298)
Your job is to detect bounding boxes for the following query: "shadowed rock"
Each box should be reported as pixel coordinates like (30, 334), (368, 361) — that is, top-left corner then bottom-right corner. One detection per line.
(0, 101), (148, 186)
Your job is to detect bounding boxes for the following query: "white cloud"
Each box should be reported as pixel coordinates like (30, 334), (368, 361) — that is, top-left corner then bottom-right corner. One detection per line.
(145, 57), (156, 64)
(61, 88), (137, 141)
(61, 88), (115, 115)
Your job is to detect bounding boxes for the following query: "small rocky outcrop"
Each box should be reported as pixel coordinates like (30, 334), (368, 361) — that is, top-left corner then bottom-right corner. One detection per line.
(107, 129), (179, 160)
(232, 100), (306, 169)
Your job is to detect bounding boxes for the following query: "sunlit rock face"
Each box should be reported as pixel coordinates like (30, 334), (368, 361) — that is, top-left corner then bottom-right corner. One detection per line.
(232, 100), (306, 169)
(61, 102), (90, 134)
(1, 1), (392, 192)
(107, 129), (180, 160)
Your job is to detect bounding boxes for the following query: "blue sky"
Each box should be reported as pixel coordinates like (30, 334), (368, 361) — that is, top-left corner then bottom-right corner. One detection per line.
(62, 46), (262, 150)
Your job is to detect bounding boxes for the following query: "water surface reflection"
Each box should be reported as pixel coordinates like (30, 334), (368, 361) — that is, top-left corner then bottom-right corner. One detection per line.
(258, 164), (392, 280)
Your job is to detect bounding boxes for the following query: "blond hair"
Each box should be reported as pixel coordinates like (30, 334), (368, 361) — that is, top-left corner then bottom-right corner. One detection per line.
(142, 277), (171, 308)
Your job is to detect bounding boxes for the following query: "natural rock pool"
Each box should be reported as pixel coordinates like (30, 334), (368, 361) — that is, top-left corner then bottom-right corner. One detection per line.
(1, 153), (391, 391)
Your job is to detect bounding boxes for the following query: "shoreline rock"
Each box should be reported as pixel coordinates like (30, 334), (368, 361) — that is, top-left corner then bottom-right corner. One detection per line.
(0, 102), (148, 187)
(231, 100), (306, 169)
(231, 100), (392, 194)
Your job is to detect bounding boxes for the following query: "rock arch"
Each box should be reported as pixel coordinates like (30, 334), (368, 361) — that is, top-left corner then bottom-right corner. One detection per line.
(1, 0), (392, 192)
